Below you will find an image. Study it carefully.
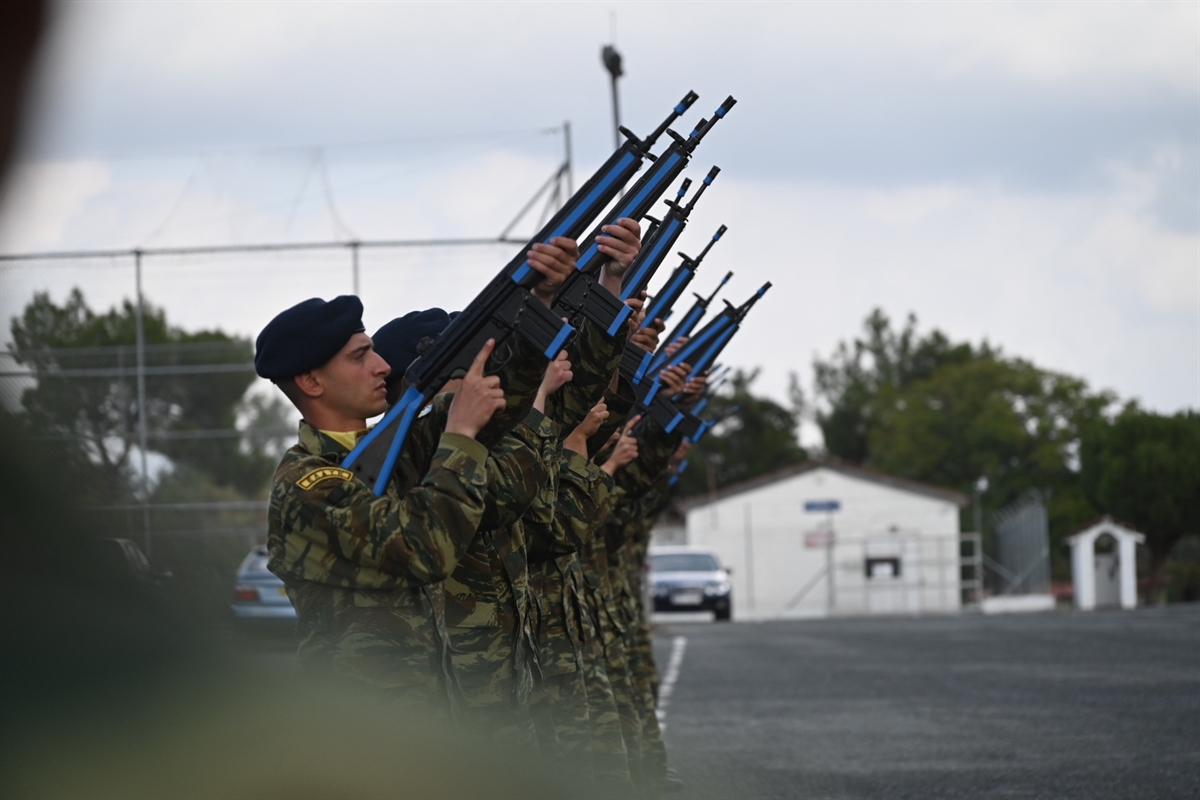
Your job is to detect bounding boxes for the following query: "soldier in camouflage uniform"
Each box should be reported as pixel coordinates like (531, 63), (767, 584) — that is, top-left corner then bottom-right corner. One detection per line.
(442, 388), (566, 740)
(261, 237), (580, 716)
(597, 364), (694, 796)
(258, 297), (507, 712)
(441, 219), (642, 742)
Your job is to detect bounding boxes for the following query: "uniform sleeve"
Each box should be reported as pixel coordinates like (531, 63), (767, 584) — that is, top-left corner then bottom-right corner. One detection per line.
(479, 408), (560, 532)
(614, 416), (683, 500)
(586, 374), (637, 458)
(476, 331), (550, 449)
(269, 432), (489, 589)
(539, 452), (616, 564)
(546, 317), (628, 432)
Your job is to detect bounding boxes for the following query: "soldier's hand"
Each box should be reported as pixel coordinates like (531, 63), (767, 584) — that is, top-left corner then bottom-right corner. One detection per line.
(564, 400), (609, 454)
(598, 218), (642, 276)
(630, 315), (665, 354)
(663, 335), (687, 358)
(445, 339), (506, 439)
(527, 237), (580, 307)
(534, 352), (573, 413)
(659, 363), (691, 396)
(601, 415), (641, 476)
(682, 369), (708, 404)
(540, 351), (574, 395)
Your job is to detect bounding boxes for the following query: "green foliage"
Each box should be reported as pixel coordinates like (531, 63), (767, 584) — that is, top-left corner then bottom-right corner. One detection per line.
(811, 309), (977, 462)
(1080, 405), (1200, 599)
(9, 288), (276, 498)
(674, 369), (807, 498)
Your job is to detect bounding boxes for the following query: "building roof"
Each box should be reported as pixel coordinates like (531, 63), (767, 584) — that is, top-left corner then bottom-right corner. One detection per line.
(676, 457), (970, 512)
(1065, 515), (1146, 545)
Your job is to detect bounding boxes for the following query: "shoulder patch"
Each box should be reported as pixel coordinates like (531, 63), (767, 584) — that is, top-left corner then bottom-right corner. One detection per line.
(296, 466), (354, 490)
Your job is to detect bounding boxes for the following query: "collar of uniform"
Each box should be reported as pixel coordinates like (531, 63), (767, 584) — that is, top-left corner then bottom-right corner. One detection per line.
(297, 420), (362, 461)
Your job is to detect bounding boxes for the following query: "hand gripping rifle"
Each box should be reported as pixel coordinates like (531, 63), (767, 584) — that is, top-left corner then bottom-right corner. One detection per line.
(687, 366), (732, 419)
(640, 282), (772, 437)
(620, 226), (728, 385)
(552, 97), (737, 336)
(341, 92), (703, 495)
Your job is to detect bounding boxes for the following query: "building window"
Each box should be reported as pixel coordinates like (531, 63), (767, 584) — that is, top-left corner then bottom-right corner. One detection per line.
(865, 557), (901, 579)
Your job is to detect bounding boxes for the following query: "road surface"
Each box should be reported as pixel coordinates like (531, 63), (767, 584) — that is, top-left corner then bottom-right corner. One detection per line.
(652, 605), (1199, 800)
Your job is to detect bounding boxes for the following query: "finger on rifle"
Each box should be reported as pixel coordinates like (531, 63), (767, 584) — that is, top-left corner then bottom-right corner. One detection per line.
(650, 317), (666, 333)
(546, 236), (581, 258)
(609, 218), (641, 240)
(623, 414), (642, 435)
(468, 339), (496, 377)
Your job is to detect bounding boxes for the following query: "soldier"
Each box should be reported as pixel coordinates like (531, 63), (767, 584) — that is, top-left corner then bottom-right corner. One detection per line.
(257, 295), (505, 713)
(259, 235), (580, 716)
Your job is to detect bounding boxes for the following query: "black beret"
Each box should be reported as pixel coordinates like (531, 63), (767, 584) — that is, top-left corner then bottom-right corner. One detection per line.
(372, 308), (453, 381)
(255, 296), (365, 380)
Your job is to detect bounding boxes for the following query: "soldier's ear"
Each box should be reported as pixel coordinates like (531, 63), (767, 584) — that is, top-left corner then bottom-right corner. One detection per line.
(294, 370), (324, 400)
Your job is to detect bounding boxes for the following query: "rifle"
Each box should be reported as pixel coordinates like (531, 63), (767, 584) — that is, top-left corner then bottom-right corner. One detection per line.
(689, 403), (740, 443)
(619, 225), (727, 385)
(342, 92), (707, 494)
(667, 403), (741, 485)
(552, 97), (737, 336)
(647, 269), (732, 376)
(639, 283), (772, 437)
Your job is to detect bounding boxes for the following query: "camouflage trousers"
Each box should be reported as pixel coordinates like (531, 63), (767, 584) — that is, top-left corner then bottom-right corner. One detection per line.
(593, 604), (644, 791)
(446, 623), (537, 746)
(627, 617), (667, 792)
(529, 568), (591, 765)
(531, 570), (635, 792)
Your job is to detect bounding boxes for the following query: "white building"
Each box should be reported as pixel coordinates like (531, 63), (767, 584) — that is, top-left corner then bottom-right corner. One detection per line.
(678, 460), (969, 620)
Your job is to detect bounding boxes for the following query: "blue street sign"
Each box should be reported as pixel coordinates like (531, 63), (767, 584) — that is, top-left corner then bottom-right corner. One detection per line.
(804, 500), (840, 512)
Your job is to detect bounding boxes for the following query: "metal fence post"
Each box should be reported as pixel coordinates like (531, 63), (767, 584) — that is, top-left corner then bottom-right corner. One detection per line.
(134, 249), (151, 558)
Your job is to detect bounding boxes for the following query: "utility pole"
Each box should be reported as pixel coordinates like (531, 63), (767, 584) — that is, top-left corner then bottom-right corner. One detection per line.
(134, 249), (151, 558)
(601, 44), (623, 150)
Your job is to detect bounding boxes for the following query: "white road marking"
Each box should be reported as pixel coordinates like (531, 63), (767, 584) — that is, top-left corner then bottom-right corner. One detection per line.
(656, 635), (688, 732)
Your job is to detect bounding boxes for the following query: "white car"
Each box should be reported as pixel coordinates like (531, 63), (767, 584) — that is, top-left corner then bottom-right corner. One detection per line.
(649, 545), (732, 621)
(231, 545), (296, 626)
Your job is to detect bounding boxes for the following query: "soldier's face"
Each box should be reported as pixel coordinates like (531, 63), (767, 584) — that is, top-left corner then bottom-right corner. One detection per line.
(311, 333), (391, 420)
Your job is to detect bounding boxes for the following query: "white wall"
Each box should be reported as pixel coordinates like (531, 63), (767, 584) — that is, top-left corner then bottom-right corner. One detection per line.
(685, 466), (962, 620)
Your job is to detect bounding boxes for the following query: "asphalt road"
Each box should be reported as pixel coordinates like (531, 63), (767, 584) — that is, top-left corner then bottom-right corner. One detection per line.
(651, 605), (1200, 800)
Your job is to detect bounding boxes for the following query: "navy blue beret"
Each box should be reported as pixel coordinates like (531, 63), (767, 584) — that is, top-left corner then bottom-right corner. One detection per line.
(255, 296), (365, 380)
(372, 308), (452, 381)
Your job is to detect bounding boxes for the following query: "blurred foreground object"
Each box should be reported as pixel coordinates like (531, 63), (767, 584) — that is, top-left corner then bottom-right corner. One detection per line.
(0, 0), (45, 184)
(0, 10), (599, 795)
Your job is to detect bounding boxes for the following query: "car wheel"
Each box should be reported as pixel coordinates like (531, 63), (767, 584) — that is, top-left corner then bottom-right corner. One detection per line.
(715, 606), (732, 622)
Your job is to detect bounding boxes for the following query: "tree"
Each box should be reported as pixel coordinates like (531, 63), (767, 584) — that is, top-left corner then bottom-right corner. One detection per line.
(674, 369), (807, 498)
(811, 309), (976, 463)
(9, 288), (275, 498)
(1080, 406), (1200, 602)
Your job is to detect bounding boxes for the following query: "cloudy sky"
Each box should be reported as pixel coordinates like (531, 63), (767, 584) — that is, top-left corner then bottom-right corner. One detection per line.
(0, 1), (1196, 443)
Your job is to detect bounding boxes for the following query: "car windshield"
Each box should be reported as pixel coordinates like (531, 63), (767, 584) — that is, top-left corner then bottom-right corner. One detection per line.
(651, 553), (719, 573)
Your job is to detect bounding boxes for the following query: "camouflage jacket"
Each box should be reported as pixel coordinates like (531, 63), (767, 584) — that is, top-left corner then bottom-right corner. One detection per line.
(442, 408), (562, 704)
(601, 418), (683, 629)
(529, 449), (615, 675)
(545, 317), (627, 433)
(267, 420), (489, 703)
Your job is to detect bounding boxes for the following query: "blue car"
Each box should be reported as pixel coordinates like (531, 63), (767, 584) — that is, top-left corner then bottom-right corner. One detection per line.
(231, 545), (296, 626)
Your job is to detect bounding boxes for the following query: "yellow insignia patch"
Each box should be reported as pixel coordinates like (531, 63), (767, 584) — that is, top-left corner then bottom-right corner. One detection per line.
(296, 466), (354, 490)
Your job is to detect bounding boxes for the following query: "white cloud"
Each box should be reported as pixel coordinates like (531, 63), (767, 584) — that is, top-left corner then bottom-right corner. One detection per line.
(1, 143), (1194, 424)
